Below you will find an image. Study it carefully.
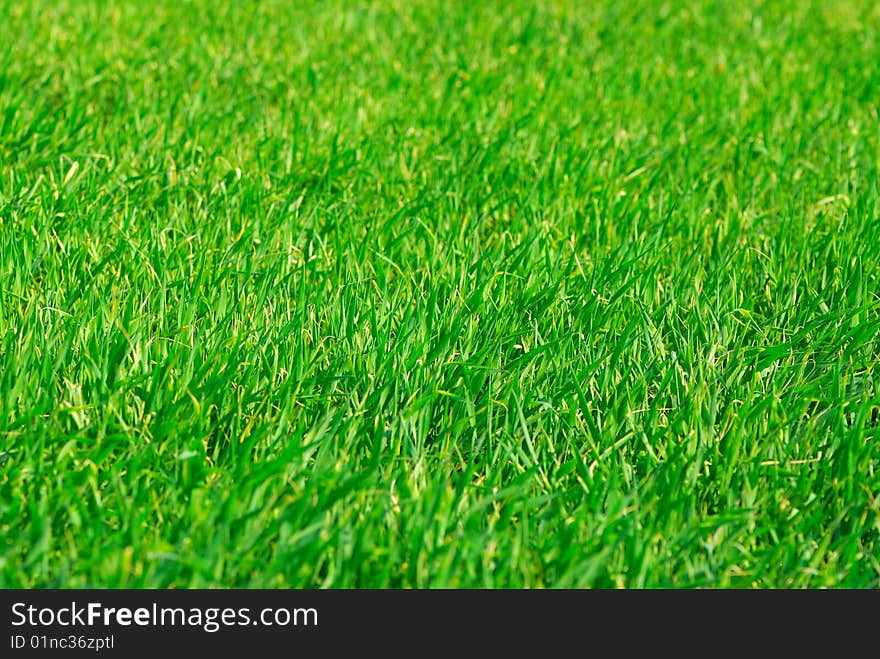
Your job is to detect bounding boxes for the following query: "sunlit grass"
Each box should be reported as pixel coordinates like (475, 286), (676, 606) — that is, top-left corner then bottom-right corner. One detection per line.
(1, 0), (878, 587)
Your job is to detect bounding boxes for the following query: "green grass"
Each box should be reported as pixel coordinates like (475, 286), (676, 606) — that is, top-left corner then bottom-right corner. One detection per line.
(1, 0), (879, 588)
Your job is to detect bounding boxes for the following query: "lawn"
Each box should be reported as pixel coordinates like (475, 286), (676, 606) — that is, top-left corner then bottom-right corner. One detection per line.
(1, 0), (878, 587)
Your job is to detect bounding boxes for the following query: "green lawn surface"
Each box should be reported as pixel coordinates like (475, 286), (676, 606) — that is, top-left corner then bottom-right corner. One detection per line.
(1, 0), (878, 587)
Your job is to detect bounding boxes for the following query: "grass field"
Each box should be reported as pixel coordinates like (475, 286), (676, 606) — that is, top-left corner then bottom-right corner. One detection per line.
(1, 0), (879, 588)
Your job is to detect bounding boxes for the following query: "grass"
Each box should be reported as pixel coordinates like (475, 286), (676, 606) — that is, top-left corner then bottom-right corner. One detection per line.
(0, 0), (878, 588)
